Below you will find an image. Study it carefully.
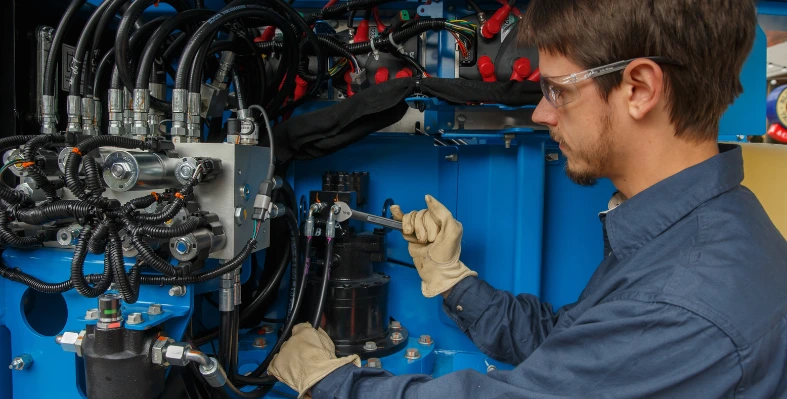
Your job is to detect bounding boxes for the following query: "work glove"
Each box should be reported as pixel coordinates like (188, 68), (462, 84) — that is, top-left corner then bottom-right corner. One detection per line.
(390, 195), (477, 297)
(267, 323), (360, 398)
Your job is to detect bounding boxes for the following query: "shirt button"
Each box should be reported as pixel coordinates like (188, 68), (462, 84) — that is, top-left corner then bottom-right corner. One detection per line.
(456, 305), (463, 312)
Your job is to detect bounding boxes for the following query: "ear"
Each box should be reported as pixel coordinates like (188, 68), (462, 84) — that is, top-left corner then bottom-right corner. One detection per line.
(621, 59), (664, 120)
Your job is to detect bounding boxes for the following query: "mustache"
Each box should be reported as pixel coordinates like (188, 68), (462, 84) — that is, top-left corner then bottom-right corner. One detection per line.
(549, 129), (561, 143)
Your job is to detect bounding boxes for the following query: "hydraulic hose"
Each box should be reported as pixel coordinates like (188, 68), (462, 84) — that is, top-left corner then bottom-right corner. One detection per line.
(93, 48), (115, 98)
(114, 0), (190, 93)
(232, 68), (248, 111)
(68, 0), (113, 95)
(305, 0), (397, 24)
(88, 0), (134, 94)
(135, 9), (216, 89)
(43, 0), (88, 96)
(310, 237), (334, 328)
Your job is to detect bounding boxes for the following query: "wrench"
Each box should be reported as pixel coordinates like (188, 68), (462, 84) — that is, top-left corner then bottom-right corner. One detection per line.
(333, 201), (403, 231)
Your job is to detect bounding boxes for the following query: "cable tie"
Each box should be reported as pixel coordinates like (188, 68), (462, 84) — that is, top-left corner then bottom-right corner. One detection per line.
(175, 192), (185, 199)
(20, 162), (34, 168)
(150, 192), (159, 201)
(369, 38), (380, 61)
(389, 34), (404, 53)
(71, 148), (82, 156)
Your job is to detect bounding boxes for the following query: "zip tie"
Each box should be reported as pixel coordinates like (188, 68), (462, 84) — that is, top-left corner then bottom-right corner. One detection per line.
(150, 192), (159, 201)
(20, 162), (35, 168)
(369, 38), (380, 61)
(175, 192), (185, 199)
(71, 148), (83, 156)
(389, 34), (404, 53)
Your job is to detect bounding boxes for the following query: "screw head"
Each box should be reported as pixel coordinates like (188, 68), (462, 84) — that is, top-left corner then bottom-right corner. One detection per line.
(405, 348), (421, 360)
(390, 332), (404, 342)
(148, 304), (163, 315)
(253, 337), (267, 348)
(363, 341), (378, 351)
(85, 309), (99, 320)
(418, 335), (432, 346)
(366, 358), (382, 368)
(127, 312), (143, 325)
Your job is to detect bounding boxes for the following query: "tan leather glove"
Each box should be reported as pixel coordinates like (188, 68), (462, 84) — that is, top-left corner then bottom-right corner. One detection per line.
(390, 195), (477, 297)
(267, 323), (360, 398)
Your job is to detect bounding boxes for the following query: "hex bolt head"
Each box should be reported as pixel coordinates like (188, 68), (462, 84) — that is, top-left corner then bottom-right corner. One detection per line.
(405, 348), (421, 360)
(55, 335), (63, 345)
(253, 337), (267, 349)
(8, 354), (33, 371)
(390, 332), (404, 342)
(169, 285), (187, 297)
(418, 335), (433, 346)
(366, 358), (382, 368)
(85, 309), (99, 320)
(127, 312), (143, 325)
(390, 321), (401, 330)
(258, 325), (273, 334)
(148, 304), (163, 315)
(110, 162), (132, 179)
(363, 341), (378, 351)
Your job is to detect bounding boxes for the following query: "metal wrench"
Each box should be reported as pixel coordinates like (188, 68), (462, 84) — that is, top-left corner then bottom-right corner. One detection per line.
(333, 201), (403, 231)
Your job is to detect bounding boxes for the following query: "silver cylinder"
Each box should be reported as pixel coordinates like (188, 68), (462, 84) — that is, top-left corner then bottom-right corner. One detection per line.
(219, 272), (234, 312)
(186, 92), (202, 141)
(234, 268), (241, 306)
(81, 97), (96, 136)
(108, 89), (125, 113)
(108, 89), (125, 135)
(131, 89), (150, 139)
(66, 95), (82, 132)
(200, 358), (227, 388)
(148, 83), (165, 137)
(169, 228), (226, 262)
(123, 89), (134, 134)
(41, 95), (57, 134)
(171, 89), (188, 139)
(94, 100), (102, 131)
(102, 150), (180, 192)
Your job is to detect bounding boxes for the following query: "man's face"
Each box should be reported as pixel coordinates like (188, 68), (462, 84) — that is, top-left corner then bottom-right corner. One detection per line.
(532, 51), (616, 186)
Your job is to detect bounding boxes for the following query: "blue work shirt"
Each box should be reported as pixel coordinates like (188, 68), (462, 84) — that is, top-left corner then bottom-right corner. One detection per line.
(313, 144), (787, 398)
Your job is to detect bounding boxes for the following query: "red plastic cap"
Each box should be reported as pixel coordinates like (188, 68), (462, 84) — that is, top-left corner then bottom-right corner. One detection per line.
(355, 20), (370, 43)
(294, 76), (309, 101)
(375, 67), (389, 84)
(478, 56), (497, 82)
(526, 68), (541, 82)
(255, 26), (276, 43)
(481, 5), (511, 39)
(513, 58), (531, 79)
(395, 68), (413, 79)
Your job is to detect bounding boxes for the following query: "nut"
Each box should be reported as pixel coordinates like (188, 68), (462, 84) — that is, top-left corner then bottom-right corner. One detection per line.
(85, 309), (99, 320)
(390, 332), (404, 342)
(148, 304), (163, 315)
(418, 335), (433, 346)
(59, 330), (86, 357)
(366, 358), (382, 368)
(405, 348), (421, 360)
(165, 343), (192, 367)
(152, 337), (174, 366)
(363, 341), (378, 351)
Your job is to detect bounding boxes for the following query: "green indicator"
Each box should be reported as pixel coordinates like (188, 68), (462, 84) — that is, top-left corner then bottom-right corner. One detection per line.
(103, 309), (117, 315)
(400, 10), (410, 21)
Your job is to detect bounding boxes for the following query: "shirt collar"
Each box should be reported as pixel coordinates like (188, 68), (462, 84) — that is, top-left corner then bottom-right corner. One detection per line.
(605, 144), (744, 260)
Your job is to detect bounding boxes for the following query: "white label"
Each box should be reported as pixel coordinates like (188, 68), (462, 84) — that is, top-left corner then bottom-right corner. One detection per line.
(500, 16), (519, 43)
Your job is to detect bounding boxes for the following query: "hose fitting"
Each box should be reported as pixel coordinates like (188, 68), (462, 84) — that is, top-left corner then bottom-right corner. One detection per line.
(171, 88), (188, 141)
(326, 205), (340, 238)
(66, 95), (82, 133)
(131, 88), (150, 140)
(40, 95), (58, 134)
(81, 97), (96, 136)
(108, 89), (125, 136)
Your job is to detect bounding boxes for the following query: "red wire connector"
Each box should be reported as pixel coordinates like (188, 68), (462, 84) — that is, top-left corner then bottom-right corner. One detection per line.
(373, 7), (386, 33)
(510, 58), (531, 82)
(293, 76), (309, 102)
(395, 68), (413, 79)
(375, 67), (389, 84)
(478, 56), (497, 82)
(355, 19), (370, 43)
(344, 70), (355, 97)
(526, 67), (541, 82)
(481, 4), (511, 39)
(255, 26), (276, 43)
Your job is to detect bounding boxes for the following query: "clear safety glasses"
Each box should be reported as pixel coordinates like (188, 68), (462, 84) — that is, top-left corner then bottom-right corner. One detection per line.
(539, 57), (681, 108)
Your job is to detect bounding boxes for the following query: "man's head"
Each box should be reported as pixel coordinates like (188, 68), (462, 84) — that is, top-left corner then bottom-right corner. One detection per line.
(523, 0), (756, 186)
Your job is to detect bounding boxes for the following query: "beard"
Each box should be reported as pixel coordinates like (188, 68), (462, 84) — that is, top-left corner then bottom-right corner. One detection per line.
(553, 109), (614, 187)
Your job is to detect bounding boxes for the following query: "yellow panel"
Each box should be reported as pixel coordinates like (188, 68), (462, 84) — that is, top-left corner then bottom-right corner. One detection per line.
(740, 143), (787, 238)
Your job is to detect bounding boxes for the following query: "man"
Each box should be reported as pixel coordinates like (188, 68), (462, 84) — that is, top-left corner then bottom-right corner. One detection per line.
(269, 0), (787, 397)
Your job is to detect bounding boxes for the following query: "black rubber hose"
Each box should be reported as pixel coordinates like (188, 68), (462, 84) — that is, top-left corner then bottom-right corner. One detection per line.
(88, 218), (111, 254)
(138, 239), (255, 285)
(89, 0), (133, 93)
(219, 309), (233, 372)
(219, 383), (268, 398)
(23, 165), (60, 203)
(0, 265), (75, 294)
(0, 211), (42, 247)
(68, 0), (113, 95)
(232, 68), (247, 111)
(306, 0), (396, 24)
(246, 235), (311, 378)
(43, 0), (87, 96)
(93, 48), (115, 99)
(131, 235), (182, 277)
(136, 9), (216, 89)
(114, 0), (190, 93)
(311, 237), (334, 328)
(345, 19), (452, 54)
(466, 0), (484, 17)
(188, 41), (213, 94)
(109, 227), (140, 303)
(15, 200), (95, 225)
(136, 216), (203, 239)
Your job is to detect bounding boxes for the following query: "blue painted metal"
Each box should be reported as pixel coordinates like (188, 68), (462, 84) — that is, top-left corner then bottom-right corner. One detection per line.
(719, 25), (767, 141)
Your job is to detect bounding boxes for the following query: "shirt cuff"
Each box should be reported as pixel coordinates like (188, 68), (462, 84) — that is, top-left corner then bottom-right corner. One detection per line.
(311, 363), (357, 398)
(441, 276), (495, 331)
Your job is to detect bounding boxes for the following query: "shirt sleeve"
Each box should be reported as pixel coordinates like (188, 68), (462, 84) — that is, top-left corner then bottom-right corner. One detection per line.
(440, 276), (565, 364)
(312, 297), (741, 399)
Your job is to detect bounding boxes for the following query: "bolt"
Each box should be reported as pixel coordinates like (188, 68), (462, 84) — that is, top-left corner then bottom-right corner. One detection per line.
(486, 363), (497, 373)
(253, 337), (267, 348)
(55, 335), (63, 344)
(405, 348), (421, 360)
(127, 312), (143, 325)
(239, 184), (251, 201)
(445, 154), (458, 162)
(504, 134), (515, 149)
(258, 325), (273, 334)
(110, 162), (131, 179)
(545, 153), (559, 162)
(169, 285), (187, 297)
(363, 341), (378, 351)
(390, 321), (401, 330)
(418, 335), (433, 346)
(366, 358), (382, 368)
(148, 304), (163, 315)
(85, 309), (99, 320)
(390, 332), (404, 342)
(178, 164), (194, 180)
(737, 135), (746, 141)
(8, 354), (33, 371)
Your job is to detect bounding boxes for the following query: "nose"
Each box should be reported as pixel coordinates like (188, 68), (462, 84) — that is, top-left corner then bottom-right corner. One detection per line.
(532, 97), (558, 128)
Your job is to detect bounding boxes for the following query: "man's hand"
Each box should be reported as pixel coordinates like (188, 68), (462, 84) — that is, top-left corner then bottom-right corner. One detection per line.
(390, 195), (477, 298)
(268, 323), (360, 398)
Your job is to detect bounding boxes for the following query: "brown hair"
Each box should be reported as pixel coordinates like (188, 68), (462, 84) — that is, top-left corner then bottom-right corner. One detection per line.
(521, 0), (757, 142)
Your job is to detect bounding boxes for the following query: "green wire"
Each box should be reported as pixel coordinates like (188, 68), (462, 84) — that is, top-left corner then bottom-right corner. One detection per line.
(0, 159), (23, 184)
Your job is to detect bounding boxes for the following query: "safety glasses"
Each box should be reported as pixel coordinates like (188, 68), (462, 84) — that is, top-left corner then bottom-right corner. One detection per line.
(540, 57), (681, 108)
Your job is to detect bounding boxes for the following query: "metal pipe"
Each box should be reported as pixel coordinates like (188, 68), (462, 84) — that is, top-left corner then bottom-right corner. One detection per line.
(186, 349), (211, 368)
